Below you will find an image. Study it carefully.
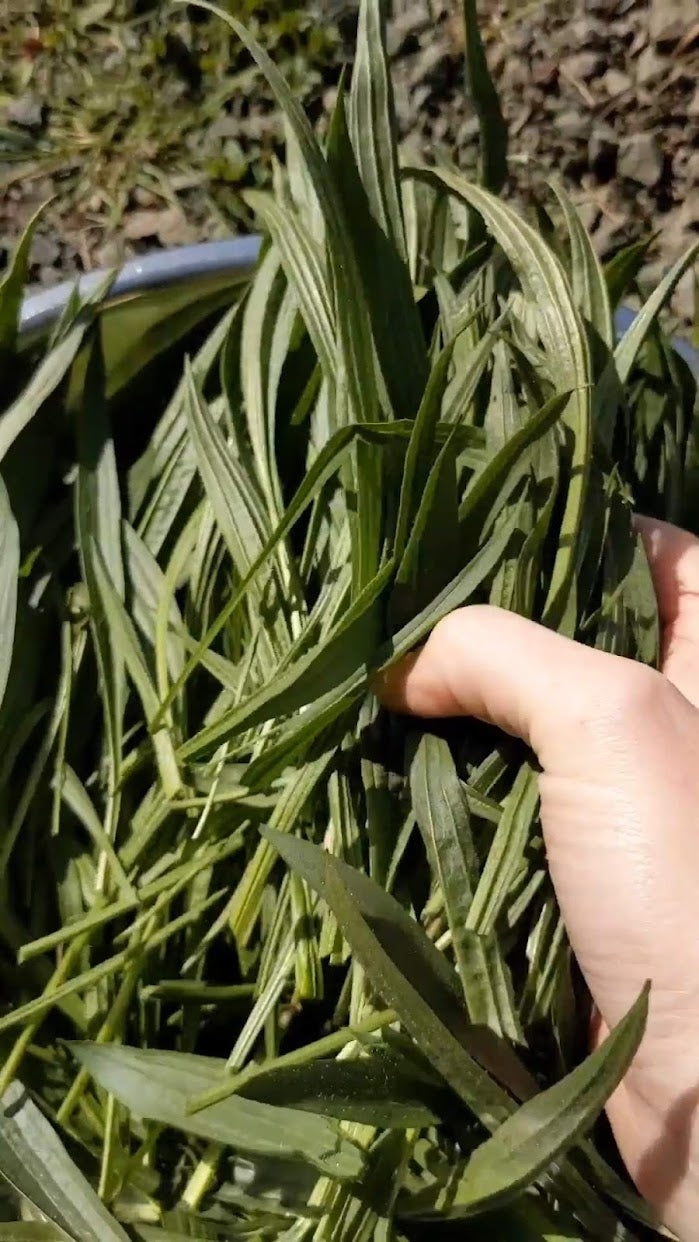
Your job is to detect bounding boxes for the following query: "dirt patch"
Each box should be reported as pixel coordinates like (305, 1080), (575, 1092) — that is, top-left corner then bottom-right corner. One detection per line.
(0, 1), (337, 285)
(376, 0), (699, 323)
(2, 0), (697, 326)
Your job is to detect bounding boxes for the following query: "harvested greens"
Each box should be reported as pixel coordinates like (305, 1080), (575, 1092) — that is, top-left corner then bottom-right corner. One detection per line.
(0, 1), (697, 1238)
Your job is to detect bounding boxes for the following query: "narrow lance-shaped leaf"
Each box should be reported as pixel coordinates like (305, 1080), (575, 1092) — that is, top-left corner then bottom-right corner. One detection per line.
(392, 343), (455, 562)
(154, 418), (374, 724)
(0, 321), (88, 466)
(614, 240), (699, 388)
(0, 203), (46, 357)
(68, 1043), (364, 1182)
(604, 235), (655, 309)
(178, 558), (393, 758)
(243, 191), (335, 382)
(407, 167), (591, 633)
(391, 425), (461, 624)
(261, 827), (534, 1128)
(349, 0), (406, 259)
(235, 1052), (453, 1128)
(0, 1081), (129, 1242)
(550, 180), (613, 353)
(406, 984), (649, 1218)
(129, 302), (238, 519)
(485, 340), (524, 451)
(238, 245), (288, 522)
(595, 240), (699, 450)
(328, 80), (427, 423)
(239, 507), (518, 784)
(462, 0), (508, 194)
(0, 477), (19, 714)
(122, 519), (186, 686)
(467, 763), (540, 935)
(91, 541), (182, 799)
(182, 363), (293, 661)
(459, 389), (570, 535)
(73, 330), (126, 879)
(409, 732), (522, 1041)
(192, 1), (376, 432)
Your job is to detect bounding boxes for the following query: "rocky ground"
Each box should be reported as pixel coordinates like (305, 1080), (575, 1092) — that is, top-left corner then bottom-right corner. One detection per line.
(379, 0), (699, 322)
(2, 0), (697, 325)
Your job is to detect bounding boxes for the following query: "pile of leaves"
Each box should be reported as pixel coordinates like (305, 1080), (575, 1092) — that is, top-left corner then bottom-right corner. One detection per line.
(0, 0), (698, 1239)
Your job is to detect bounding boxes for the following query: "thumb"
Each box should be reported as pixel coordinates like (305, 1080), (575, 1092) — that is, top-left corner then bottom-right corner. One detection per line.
(376, 603), (660, 774)
(377, 601), (699, 1049)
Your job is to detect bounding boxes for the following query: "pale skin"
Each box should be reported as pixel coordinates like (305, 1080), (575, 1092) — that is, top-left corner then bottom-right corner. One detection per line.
(376, 516), (699, 1242)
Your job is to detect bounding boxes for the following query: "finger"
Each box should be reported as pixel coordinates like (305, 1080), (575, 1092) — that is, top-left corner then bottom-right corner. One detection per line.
(636, 516), (699, 705)
(635, 516), (699, 629)
(375, 604), (660, 774)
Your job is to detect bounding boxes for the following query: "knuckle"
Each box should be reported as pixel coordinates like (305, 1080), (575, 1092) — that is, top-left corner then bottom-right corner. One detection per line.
(430, 609), (464, 647)
(430, 604), (490, 647)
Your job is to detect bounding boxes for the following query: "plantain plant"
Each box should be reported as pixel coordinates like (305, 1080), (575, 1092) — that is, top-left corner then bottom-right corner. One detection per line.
(0, 1), (697, 1239)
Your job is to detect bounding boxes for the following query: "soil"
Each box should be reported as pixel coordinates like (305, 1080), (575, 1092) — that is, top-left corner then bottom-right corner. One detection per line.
(2, 0), (698, 325)
(378, 0), (699, 324)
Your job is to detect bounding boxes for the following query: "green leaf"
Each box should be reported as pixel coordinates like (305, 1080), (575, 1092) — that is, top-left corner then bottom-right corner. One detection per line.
(99, 274), (244, 398)
(73, 331), (126, 870)
(60, 765), (135, 899)
(0, 1227), (69, 1240)
(391, 427), (461, 624)
(349, 0), (406, 260)
(0, 1081), (129, 1242)
(459, 389), (570, 536)
(484, 341), (524, 451)
(123, 519), (186, 686)
(328, 82), (428, 422)
(179, 558), (392, 758)
(408, 168), (591, 632)
(550, 181), (613, 353)
(392, 344), (455, 562)
(68, 1043), (364, 1181)
(407, 984), (649, 1217)
(261, 827), (528, 1130)
(91, 542), (181, 799)
(595, 241), (699, 452)
(243, 192), (335, 381)
(462, 0), (508, 194)
(0, 477), (19, 714)
(184, 363), (271, 576)
(243, 508), (517, 784)
(409, 732), (522, 1041)
(130, 305), (237, 548)
(237, 1050), (452, 1127)
(441, 313), (504, 425)
(467, 763), (540, 934)
(613, 240), (699, 387)
(604, 235), (655, 308)
(238, 246), (288, 524)
(0, 321), (88, 466)
(0, 204), (46, 357)
(154, 418), (366, 722)
(195, 2), (375, 432)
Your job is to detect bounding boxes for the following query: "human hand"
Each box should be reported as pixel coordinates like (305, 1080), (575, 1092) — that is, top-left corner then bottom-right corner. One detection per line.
(377, 517), (699, 1242)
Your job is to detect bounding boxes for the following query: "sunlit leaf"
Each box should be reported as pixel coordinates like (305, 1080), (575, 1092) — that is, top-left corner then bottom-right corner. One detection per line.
(69, 1043), (364, 1180)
